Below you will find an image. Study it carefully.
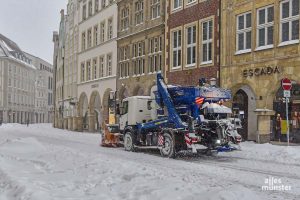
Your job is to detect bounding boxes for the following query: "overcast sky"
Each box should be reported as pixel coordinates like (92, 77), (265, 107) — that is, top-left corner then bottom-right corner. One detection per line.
(0, 0), (68, 64)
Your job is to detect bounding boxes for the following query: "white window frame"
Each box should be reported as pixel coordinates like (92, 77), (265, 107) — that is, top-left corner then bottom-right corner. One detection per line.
(132, 41), (145, 76)
(148, 35), (163, 73)
(107, 18), (113, 40)
(119, 46), (130, 78)
(94, 0), (99, 12)
(81, 32), (86, 51)
(279, 0), (300, 46)
(99, 56), (105, 78)
(94, 25), (99, 46)
(88, 1), (93, 16)
(173, 0), (182, 11)
(171, 29), (182, 69)
(256, 5), (274, 50)
(186, 25), (197, 67)
(100, 21), (105, 43)
(87, 60), (91, 81)
(135, 0), (144, 25)
(81, 62), (85, 82)
(107, 54), (112, 76)
(87, 28), (92, 48)
(151, 0), (160, 19)
(93, 58), (97, 79)
(201, 19), (213, 64)
(187, 0), (196, 6)
(121, 7), (129, 31)
(236, 12), (252, 54)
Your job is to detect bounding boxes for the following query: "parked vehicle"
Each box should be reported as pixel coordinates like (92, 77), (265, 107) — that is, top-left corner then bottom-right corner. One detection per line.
(116, 73), (241, 158)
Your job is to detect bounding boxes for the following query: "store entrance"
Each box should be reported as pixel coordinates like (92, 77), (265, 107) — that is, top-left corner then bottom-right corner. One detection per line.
(233, 89), (249, 141)
(273, 83), (300, 143)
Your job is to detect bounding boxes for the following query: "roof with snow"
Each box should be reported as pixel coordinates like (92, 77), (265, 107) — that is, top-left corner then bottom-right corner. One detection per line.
(0, 33), (36, 70)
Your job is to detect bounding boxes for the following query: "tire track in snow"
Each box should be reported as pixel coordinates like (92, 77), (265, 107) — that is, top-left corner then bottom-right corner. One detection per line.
(180, 156), (300, 181)
(0, 168), (27, 200)
(3, 128), (299, 199)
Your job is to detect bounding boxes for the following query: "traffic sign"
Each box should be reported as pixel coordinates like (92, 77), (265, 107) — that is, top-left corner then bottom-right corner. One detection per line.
(283, 90), (291, 98)
(281, 78), (292, 90)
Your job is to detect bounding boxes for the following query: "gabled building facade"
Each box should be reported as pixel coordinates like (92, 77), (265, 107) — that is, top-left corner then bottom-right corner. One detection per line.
(0, 34), (37, 124)
(165, 0), (221, 86)
(77, 0), (118, 132)
(25, 52), (54, 123)
(220, 0), (300, 143)
(117, 0), (165, 100)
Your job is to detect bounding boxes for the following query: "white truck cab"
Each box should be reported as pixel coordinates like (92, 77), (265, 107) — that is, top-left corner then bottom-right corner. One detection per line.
(119, 96), (153, 131)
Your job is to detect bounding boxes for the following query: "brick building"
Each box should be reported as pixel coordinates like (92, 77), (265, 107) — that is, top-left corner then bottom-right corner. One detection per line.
(165, 0), (221, 86)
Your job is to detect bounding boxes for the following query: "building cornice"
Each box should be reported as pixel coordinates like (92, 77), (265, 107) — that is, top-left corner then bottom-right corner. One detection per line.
(117, 23), (165, 41)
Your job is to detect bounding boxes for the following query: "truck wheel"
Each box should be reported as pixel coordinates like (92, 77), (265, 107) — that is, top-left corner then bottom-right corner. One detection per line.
(124, 131), (135, 152)
(160, 132), (175, 158)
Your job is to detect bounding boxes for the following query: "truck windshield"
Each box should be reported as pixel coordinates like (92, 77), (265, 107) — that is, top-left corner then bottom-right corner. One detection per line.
(122, 101), (128, 115)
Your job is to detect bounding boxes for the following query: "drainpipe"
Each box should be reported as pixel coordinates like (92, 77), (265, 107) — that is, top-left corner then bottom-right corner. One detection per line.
(218, 0), (222, 87)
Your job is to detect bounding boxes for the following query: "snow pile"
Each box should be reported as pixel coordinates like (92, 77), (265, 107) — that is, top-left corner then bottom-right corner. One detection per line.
(221, 142), (300, 165)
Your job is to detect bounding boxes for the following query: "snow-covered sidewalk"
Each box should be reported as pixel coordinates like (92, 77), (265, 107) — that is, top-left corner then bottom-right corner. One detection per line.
(0, 124), (299, 200)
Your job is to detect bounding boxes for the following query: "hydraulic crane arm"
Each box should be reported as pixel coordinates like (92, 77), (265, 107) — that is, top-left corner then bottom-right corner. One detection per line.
(156, 73), (186, 129)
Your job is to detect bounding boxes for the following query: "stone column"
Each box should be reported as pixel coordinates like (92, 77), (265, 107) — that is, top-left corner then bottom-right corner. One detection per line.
(68, 117), (73, 130)
(77, 116), (83, 132)
(72, 117), (78, 131)
(254, 109), (275, 143)
(88, 114), (96, 132)
(63, 118), (68, 129)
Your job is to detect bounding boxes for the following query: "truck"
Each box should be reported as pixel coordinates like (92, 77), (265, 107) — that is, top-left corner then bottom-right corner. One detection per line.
(116, 73), (241, 158)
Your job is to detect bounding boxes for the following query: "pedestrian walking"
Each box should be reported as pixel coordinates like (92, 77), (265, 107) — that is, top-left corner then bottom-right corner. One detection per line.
(26, 118), (29, 127)
(275, 113), (282, 142)
(0, 119), (2, 126)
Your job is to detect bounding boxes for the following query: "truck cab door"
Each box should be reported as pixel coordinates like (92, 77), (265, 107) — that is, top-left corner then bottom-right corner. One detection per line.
(119, 100), (129, 130)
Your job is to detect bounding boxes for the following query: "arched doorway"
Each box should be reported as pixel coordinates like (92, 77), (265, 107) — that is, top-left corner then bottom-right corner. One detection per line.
(233, 90), (249, 140)
(232, 85), (257, 141)
(89, 91), (102, 131)
(119, 87), (129, 101)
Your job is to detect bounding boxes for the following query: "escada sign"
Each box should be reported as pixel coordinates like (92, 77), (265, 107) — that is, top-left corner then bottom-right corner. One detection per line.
(243, 66), (281, 78)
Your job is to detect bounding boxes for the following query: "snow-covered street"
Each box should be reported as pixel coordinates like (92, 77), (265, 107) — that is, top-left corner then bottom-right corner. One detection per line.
(0, 124), (299, 200)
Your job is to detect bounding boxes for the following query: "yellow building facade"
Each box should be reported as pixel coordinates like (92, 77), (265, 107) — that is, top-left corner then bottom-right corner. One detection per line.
(221, 0), (300, 143)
